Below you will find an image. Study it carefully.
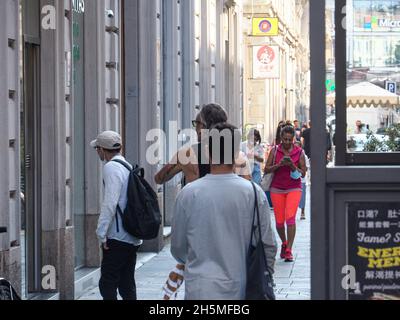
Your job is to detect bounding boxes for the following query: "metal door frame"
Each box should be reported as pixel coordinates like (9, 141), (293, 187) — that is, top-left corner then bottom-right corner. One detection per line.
(23, 41), (42, 294)
(310, 0), (400, 300)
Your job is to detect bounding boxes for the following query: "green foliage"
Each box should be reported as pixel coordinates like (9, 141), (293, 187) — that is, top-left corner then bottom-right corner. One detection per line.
(363, 125), (400, 152)
(385, 123), (400, 152)
(363, 131), (385, 152)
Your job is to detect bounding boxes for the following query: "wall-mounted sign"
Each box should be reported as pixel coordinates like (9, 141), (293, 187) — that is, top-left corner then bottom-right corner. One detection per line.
(385, 81), (397, 95)
(347, 202), (400, 300)
(252, 45), (280, 79)
(72, 0), (85, 14)
(252, 18), (279, 36)
(364, 16), (400, 30)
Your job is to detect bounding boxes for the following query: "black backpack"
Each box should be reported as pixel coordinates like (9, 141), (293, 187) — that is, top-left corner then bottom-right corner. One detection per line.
(0, 278), (21, 300)
(112, 160), (161, 240)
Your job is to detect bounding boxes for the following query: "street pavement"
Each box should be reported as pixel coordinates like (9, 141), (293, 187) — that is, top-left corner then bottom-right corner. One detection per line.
(79, 191), (311, 301)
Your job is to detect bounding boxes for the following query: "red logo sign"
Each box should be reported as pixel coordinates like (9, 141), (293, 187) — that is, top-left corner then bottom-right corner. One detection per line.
(259, 20), (272, 33)
(257, 46), (275, 65)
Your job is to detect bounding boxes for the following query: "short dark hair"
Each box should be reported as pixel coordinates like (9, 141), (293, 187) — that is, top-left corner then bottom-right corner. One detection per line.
(208, 123), (241, 166)
(200, 104), (228, 129)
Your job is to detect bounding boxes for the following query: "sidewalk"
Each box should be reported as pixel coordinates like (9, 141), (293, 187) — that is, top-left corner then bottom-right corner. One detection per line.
(79, 193), (310, 300)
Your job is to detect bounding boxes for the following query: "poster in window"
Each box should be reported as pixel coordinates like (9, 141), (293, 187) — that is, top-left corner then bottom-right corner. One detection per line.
(252, 45), (280, 79)
(347, 202), (400, 300)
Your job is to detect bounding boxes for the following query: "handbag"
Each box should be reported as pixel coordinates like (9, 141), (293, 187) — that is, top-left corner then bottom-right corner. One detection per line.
(260, 146), (277, 192)
(245, 183), (276, 300)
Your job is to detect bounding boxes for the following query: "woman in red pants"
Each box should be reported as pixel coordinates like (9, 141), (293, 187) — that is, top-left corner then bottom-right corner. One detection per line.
(264, 125), (307, 262)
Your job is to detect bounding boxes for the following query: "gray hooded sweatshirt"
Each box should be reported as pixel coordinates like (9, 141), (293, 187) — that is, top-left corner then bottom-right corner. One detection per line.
(171, 173), (277, 300)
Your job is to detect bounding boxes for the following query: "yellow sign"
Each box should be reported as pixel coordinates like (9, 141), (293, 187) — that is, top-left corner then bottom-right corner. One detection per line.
(252, 18), (279, 36)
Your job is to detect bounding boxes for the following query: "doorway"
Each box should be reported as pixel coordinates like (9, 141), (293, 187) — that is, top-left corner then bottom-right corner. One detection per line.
(22, 42), (42, 296)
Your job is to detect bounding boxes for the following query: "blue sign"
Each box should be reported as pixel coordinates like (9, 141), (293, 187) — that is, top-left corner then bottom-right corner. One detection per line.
(386, 81), (397, 94)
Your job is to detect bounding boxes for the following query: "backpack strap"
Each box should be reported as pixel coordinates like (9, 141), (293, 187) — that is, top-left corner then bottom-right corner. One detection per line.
(112, 159), (132, 172)
(111, 159), (134, 233)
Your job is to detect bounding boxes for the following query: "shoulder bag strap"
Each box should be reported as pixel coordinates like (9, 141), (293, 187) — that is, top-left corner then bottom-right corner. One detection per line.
(250, 182), (272, 277)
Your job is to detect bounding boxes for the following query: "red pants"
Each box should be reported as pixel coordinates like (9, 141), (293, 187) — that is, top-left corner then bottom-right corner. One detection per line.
(271, 191), (302, 228)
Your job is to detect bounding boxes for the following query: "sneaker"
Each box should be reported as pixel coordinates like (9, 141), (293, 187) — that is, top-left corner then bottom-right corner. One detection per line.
(280, 242), (287, 259)
(285, 248), (294, 262)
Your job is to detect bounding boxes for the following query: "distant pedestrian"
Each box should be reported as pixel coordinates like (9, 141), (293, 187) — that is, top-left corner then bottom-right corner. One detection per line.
(301, 121), (311, 159)
(242, 129), (264, 185)
(91, 131), (142, 300)
(295, 141), (310, 220)
(355, 120), (368, 134)
(171, 123), (277, 300)
(264, 125), (306, 262)
(294, 120), (302, 142)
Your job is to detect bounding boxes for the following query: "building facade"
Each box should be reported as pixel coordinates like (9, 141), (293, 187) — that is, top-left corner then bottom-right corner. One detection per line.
(242, 0), (310, 144)
(0, 0), (244, 300)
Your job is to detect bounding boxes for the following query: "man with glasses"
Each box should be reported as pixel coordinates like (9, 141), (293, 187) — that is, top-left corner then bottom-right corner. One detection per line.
(154, 104), (228, 186)
(155, 104), (228, 300)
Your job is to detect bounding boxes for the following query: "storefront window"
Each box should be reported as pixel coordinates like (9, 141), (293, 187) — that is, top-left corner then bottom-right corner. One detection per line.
(347, 1), (400, 154)
(327, 1), (400, 164)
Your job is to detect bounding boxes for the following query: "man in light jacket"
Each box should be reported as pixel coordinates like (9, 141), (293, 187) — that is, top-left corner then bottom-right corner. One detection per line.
(91, 131), (142, 300)
(171, 123), (277, 300)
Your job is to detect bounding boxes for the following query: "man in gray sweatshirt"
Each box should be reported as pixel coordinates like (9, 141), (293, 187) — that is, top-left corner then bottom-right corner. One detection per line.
(171, 123), (277, 300)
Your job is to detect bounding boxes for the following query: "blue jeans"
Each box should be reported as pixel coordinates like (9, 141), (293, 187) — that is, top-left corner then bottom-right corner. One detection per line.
(299, 183), (307, 210)
(252, 163), (262, 185)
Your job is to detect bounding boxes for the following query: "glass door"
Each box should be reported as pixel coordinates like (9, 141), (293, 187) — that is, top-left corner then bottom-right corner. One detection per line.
(72, 8), (86, 269)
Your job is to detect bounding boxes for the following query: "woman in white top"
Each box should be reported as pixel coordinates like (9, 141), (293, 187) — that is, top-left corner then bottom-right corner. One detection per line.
(241, 129), (264, 185)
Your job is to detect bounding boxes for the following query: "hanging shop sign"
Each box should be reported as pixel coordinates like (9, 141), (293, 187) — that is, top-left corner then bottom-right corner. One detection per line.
(347, 202), (400, 300)
(252, 18), (279, 36)
(252, 45), (280, 79)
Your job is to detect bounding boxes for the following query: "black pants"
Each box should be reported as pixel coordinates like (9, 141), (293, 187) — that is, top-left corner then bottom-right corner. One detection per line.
(99, 239), (140, 300)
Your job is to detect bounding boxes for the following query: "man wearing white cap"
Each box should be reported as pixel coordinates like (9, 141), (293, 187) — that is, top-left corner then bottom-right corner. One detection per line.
(91, 131), (142, 300)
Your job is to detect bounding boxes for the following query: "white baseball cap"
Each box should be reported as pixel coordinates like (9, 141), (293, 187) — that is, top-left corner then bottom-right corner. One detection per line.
(90, 131), (122, 150)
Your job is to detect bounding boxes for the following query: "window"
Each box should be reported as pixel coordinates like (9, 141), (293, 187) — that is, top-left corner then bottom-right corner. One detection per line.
(332, 0), (400, 165)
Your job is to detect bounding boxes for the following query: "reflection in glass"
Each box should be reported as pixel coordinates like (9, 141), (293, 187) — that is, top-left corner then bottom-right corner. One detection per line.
(326, 0), (400, 154)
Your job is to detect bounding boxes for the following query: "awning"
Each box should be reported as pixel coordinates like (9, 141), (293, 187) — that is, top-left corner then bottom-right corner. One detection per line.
(326, 81), (400, 108)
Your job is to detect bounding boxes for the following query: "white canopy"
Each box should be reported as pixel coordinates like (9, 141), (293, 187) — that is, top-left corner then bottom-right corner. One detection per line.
(326, 81), (400, 108)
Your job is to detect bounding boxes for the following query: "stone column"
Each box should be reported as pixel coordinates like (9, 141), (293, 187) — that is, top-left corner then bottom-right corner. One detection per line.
(0, 0), (22, 296)
(124, 0), (164, 253)
(39, 0), (74, 300)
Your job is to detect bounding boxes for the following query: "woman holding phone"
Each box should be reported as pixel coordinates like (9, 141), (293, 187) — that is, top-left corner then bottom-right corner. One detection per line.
(264, 125), (306, 262)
